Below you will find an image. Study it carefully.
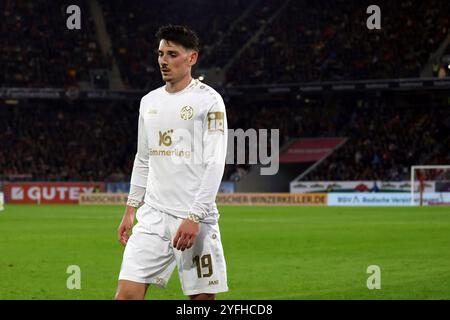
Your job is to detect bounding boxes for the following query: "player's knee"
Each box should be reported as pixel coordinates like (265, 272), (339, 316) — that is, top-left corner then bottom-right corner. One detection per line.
(189, 293), (215, 300)
(115, 280), (148, 300)
(114, 289), (144, 300)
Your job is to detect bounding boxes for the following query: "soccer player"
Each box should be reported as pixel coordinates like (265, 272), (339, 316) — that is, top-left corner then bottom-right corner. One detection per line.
(115, 25), (228, 300)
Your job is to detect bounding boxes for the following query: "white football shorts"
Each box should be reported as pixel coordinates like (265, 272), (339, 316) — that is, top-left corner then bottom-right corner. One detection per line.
(118, 203), (228, 296)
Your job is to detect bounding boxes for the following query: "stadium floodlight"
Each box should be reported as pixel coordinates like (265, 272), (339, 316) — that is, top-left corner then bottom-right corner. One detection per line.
(410, 165), (450, 206)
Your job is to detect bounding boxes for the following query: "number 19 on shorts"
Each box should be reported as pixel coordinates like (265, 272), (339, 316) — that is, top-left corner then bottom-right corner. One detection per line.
(193, 254), (213, 278)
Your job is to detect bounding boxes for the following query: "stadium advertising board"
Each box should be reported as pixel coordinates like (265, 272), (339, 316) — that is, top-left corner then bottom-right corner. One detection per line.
(79, 193), (128, 205)
(290, 181), (435, 193)
(328, 192), (450, 206)
(79, 192), (327, 206)
(216, 193), (327, 206)
(279, 138), (346, 163)
(0, 192), (4, 211)
(4, 182), (104, 204)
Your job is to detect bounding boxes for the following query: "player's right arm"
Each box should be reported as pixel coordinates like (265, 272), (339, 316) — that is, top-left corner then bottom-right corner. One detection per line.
(118, 205), (136, 246)
(118, 101), (149, 246)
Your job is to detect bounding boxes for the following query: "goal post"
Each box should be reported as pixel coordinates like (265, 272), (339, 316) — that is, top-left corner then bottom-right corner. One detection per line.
(411, 165), (450, 206)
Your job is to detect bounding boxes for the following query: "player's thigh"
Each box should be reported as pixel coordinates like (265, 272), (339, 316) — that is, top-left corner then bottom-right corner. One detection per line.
(174, 222), (228, 295)
(119, 220), (176, 287)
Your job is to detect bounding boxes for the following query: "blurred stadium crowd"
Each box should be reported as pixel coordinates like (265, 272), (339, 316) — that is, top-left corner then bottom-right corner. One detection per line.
(2, 96), (449, 182)
(1, 0), (450, 183)
(2, 0), (450, 88)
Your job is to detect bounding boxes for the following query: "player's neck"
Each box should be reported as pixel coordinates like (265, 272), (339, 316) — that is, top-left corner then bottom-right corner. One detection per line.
(165, 75), (193, 94)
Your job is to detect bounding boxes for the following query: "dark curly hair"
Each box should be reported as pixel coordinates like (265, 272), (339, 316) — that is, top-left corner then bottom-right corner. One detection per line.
(156, 25), (200, 52)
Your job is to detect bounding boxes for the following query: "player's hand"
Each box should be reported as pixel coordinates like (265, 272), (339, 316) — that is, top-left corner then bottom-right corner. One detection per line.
(173, 219), (200, 251)
(118, 206), (135, 246)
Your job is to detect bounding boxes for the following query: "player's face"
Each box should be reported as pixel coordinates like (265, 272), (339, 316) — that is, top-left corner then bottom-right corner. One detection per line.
(158, 40), (197, 83)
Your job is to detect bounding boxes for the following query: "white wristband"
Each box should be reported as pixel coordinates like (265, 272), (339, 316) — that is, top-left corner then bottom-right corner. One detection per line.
(126, 198), (141, 208)
(187, 212), (201, 223)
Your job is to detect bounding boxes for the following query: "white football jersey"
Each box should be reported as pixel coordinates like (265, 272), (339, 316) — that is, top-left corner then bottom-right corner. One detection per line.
(128, 78), (228, 224)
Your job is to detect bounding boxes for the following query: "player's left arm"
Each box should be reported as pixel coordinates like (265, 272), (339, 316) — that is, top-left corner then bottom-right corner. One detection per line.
(173, 97), (228, 251)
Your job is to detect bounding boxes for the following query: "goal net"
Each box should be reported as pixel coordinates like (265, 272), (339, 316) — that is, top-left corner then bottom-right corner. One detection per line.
(411, 165), (450, 206)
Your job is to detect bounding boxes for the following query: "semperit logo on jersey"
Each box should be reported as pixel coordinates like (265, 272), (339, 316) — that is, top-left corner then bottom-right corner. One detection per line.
(150, 129), (191, 159)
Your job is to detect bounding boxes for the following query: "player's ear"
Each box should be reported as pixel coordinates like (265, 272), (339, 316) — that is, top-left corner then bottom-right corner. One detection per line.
(188, 50), (198, 66)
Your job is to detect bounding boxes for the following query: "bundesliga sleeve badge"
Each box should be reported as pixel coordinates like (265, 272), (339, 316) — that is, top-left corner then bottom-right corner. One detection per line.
(207, 112), (224, 133)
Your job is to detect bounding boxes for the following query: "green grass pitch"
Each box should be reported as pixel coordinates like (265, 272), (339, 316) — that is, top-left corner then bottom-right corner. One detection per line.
(0, 204), (449, 300)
